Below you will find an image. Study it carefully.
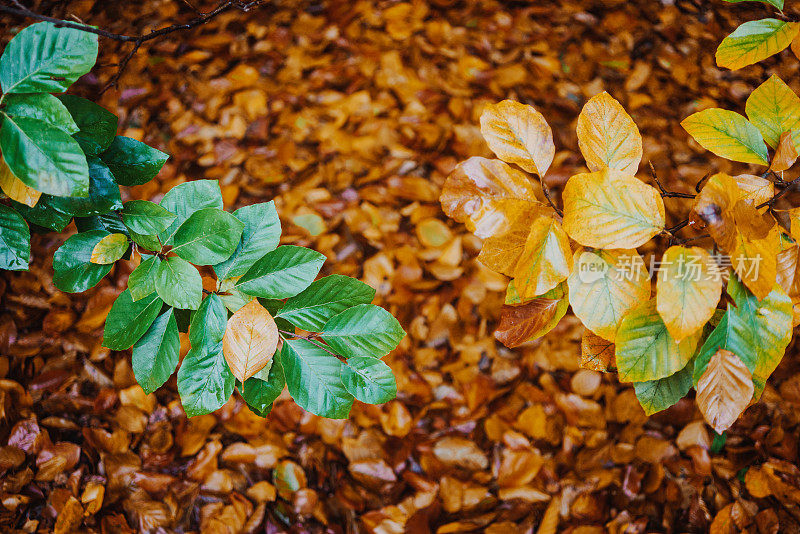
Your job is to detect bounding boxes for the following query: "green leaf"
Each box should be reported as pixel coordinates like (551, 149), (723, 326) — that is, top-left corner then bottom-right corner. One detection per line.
(341, 356), (397, 404)
(0, 22), (98, 94)
(745, 74), (800, 150)
(100, 136), (169, 186)
(277, 275), (376, 331)
(129, 230), (161, 252)
(320, 304), (405, 359)
(57, 95), (118, 156)
(681, 108), (769, 165)
(132, 308), (180, 394)
(213, 201), (281, 280)
(692, 307), (756, 384)
(615, 299), (702, 383)
(236, 245), (325, 299)
(280, 338), (354, 419)
(103, 290), (163, 350)
(189, 293), (228, 348)
(220, 287), (250, 314)
(725, 276), (792, 398)
(90, 232), (128, 264)
(716, 19), (799, 70)
(32, 158), (121, 219)
(0, 115), (89, 196)
(633, 360), (694, 416)
(10, 198), (73, 232)
(121, 200), (176, 236)
(177, 339), (234, 417)
(171, 208), (244, 265)
(155, 256), (202, 310)
(1, 94), (79, 134)
(240, 356), (285, 417)
(129, 255), (161, 301)
(0, 204), (30, 270)
(75, 212), (128, 236)
(158, 180), (223, 244)
(52, 230), (112, 293)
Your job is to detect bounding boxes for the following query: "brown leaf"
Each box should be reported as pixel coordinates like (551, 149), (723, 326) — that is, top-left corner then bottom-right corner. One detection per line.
(494, 283), (567, 348)
(222, 299), (279, 382)
(770, 131), (798, 172)
(580, 331), (615, 372)
(696, 349), (754, 433)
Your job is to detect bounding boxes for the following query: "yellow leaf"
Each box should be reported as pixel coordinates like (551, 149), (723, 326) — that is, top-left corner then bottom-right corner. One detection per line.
(477, 207), (548, 276)
(789, 207), (800, 242)
(696, 348), (754, 433)
(566, 248), (651, 342)
(89, 233), (129, 265)
(561, 168), (665, 249)
(733, 174), (773, 210)
(222, 299), (279, 382)
(576, 91), (642, 175)
(440, 156), (542, 239)
(776, 237), (798, 294)
(716, 19), (800, 71)
(729, 222), (779, 301)
(479, 100), (555, 176)
(770, 131), (798, 172)
(580, 330), (615, 372)
(746, 74), (800, 150)
(656, 246), (722, 341)
(494, 283), (568, 348)
(0, 156), (41, 208)
(513, 216), (572, 299)
(681, 108), (769, 165)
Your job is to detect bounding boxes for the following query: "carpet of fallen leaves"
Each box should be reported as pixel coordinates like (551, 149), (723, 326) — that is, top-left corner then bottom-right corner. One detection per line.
(3, 1), (800, 532)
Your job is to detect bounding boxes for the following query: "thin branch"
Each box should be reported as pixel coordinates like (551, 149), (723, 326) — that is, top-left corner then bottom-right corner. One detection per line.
(0, 1), (268, 91)
(649, 162), (696, 199)
(757, 174), (800, 210)
(278, 329), (346, 362)
(537, 175), (563, 217)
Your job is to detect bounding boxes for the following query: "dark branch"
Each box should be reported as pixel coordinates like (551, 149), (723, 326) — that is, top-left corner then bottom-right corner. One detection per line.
(757, 174), (800, 210)
(649, 162), (696, 199)
(537, 175), (563, 217)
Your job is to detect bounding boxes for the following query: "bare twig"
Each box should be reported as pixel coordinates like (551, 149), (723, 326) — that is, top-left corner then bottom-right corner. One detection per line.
(0, 1), (268, 92)
(649, 162), (696, 199)
(537, 175), (563, 217)
(757, 174), (800, 210)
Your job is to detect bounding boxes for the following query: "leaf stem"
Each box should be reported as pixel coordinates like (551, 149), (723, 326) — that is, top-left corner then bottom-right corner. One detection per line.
(537, 174), (563, 217)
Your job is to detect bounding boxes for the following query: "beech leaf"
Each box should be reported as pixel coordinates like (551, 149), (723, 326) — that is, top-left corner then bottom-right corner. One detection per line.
(696, 349), (754, 433)
(222, 299), (280, 382)
(576, 91), (642, 175)
(746, 75), (800, 150)
(681, 109), (769, 165)
(512, 216), (571, 299)
(716, 19), (799, 71)
(494, 283), (568, 348)
(479, 100), (555, 176)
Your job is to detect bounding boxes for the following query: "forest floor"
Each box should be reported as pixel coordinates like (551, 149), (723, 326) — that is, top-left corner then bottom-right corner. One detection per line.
(3, 0), (800, 532)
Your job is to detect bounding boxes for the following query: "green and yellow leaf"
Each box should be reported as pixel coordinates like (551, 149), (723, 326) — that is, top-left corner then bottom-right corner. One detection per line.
(716, 19), (800, 71)
(513, 216), (571, 299)
(90, 233), (129, 265)
(479, 100), (555, 176)
(745, 75), (800, 150)
(633, 360), (693, 416)
(562, 168), (665, 249)
(566, 248), (651, 342)
(615, 299), (702, 383)
(0, 156), (40, 207)
(656, 246), (722, 341)
(681, 108), (769, 165)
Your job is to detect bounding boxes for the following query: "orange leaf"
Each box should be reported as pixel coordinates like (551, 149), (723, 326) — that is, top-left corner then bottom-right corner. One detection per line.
(691, 173), (741, 253)
(733, 174), (773, 211)
(776, 239), (798, 294)
(479, 100), (555, 176)
(440, 156), (542, 239)
(576, 91), (643, 175)
(477, 207), (549, 276)
(494, 283), (567, 348)
(696, 348), (754, 433)
(580, 330), (615, 372)
(512, 216), (572, 299)
(770, 131), (798, 172)
(222, 299), (279, 382)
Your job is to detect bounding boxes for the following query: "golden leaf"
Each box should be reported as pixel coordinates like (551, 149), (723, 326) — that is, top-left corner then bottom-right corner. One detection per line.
(733, 174), (773, 210)
(691, 173), (741, 252)
(681, 108), (769, 166)
(479, 100), (555, 176)
(770, 131), (798, 172)
(513, 216), (572, 299)
(745, 74), (800, 149)
(576, 91), (642, 175)
(477, 207), (549, 276)
(222, 299), (279, 382)
(561, 168), (665, 249)
(0, 156), (41, 208)
(494, 283), (568, 348)
(440, 156), (542, 239)
(730, 204), (779, 301)
(656, 246), (722, 341)
(776, 238), (798, 294)
(696, 348), (754, 433)
(580, 330), (615, 372)
(566, 248), (651, 342)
